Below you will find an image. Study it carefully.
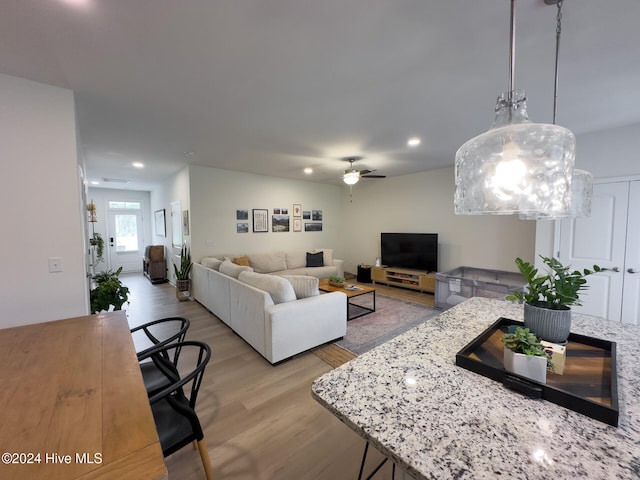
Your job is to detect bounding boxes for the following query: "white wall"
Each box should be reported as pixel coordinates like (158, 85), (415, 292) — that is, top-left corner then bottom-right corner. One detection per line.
(150, 167), (191, 282)
(87, 187), (152, 273)
(187, 165), (344, 267)
(338, 166), (537, 274)
(0, 74), (87, 327)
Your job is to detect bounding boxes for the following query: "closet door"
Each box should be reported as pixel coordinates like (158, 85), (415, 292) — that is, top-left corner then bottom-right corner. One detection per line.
(621, 181), (640, 325)
(558, 182), (629, 322)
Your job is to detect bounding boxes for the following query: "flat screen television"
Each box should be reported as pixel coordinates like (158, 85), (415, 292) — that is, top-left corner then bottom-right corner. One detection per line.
(381, 233), (438, 272)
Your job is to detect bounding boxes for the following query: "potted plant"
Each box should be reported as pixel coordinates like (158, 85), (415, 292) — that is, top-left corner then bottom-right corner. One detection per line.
(90, 232), (105, 263)
(506, 256), (601, 343)
(328, 274), (345, 287)
(501, 326), (551, 384)
(173, 244), (193, 301)
(90, 267), (130, 313)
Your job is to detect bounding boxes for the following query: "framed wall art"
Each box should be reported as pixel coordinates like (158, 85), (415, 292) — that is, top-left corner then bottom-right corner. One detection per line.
(293, 218), (302, 232)
(154, 209), (166, 237)
(293, 204), (302, 217)
(272, 214), (290, 232)
(253, 209), (268, 232)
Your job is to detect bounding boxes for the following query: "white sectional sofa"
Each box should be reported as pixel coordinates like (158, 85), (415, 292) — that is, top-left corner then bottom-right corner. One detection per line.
(192, 250), (347, 364)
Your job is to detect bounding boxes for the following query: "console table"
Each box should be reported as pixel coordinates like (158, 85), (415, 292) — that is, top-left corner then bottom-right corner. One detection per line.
(0, 312), (167, 480)
(312, 297), (640, 479)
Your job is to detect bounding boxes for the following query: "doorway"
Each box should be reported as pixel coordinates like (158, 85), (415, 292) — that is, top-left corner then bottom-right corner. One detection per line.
(107, 201), (144, 273)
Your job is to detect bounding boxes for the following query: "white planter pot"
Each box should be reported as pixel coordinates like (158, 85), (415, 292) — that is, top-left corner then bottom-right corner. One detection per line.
(503, 348), (547, 384)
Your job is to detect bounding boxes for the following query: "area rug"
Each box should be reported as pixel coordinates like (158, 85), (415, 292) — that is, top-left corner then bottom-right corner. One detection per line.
(313, 294), (439, 367)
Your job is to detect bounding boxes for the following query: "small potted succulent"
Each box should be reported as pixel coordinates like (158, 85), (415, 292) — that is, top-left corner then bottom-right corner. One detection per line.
(506, 256), (600, 343)
(501, 326), (551, 384)
(328, 274), (345, 288)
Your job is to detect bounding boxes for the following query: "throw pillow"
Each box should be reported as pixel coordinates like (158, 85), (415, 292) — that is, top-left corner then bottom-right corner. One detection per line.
(219, 260), (253, 279)
(247, 251), (287, 273)
(280, 275), (319, 299)
(306, 251), (324, 267)
(285, 250), (307, 270)
(201, 257), (223, 270)
(314, 248), (334, 266)
(233, 255), (251, 267)
(238, 271), (296, 304)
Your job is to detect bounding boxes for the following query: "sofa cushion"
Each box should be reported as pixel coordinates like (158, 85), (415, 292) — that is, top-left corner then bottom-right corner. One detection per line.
(314, 248), (334, 266)
(306, 251), (324, 267)
(220, 260), (253, 279)
(238, 271), (296, 304)
(233, 255), (251, 267)
(285, 250), (307, 270)
(247, 251), (287, 273)
(280, 275), (319, 299)
(201, 257), (223, 270)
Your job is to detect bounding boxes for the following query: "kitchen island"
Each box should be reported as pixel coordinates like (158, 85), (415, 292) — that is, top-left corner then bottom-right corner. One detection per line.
(312, 297), (640, 479)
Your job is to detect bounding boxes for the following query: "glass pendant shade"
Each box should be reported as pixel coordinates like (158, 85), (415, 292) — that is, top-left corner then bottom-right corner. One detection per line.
(455, 90), (576, 215)
(343, 171), (360, 185)
(519, 168), (593, 220)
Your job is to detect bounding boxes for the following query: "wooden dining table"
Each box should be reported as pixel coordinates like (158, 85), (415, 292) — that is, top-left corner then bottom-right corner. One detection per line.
(0, 311), (167, 480)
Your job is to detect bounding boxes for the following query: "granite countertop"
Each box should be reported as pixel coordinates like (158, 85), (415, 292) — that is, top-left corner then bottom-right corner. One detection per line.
(311, 297), (640, 479)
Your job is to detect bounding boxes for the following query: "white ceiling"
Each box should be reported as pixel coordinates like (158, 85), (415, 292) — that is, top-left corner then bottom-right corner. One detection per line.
(2, 0), (639, 191)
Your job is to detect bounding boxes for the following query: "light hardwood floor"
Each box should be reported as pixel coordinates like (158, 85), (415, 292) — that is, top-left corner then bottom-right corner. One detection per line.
(123, 273), (435, 480)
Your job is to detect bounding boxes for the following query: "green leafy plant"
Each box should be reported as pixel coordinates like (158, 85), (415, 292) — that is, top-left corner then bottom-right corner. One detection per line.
(506, 256), (601, 310)
(328, 274), (345, 284)
(502, 326), (549, 357)
(90, 267), (130, 313)
(173, 244), (193, 280)
(91, 232), (104, 263)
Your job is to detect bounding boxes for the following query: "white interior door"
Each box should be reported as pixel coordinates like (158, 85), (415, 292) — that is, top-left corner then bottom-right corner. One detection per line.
(558, 182), (629, 321)
(107, 208), (144, 273)
(621, 181), (640, 325)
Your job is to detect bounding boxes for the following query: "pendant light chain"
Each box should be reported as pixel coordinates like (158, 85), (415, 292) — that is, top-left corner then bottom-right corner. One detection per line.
(552, 0), (563, 124)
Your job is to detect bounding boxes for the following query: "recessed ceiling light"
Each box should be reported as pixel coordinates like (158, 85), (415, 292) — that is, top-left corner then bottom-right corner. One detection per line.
(407, 137), (421, 147)
(304, 167), (313, 174)
(132, 162), (144, 168)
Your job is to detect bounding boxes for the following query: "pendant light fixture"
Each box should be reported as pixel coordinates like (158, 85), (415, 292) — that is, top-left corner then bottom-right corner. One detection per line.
(454, 0), (576, 216)
(521, 0), (593, 219)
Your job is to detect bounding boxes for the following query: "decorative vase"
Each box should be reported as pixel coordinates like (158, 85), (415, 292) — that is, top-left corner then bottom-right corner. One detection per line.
(503, 348), (547, 384)
(329, 280), (345, 288)
(176, 279), (191, 301)
(524, 302), (571, 344)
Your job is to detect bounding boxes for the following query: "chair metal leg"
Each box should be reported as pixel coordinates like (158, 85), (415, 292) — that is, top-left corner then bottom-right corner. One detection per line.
(358, 441), (388, 480)
(197, 438), (214, 480)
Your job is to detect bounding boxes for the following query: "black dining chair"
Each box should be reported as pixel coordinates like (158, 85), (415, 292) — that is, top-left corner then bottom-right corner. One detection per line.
(139, 340), (214, 480)
(130, 316), (190, 395)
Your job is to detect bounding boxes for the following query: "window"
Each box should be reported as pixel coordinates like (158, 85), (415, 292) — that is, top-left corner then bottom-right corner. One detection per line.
(114, 214), (139, 252)
(108, 201), (141, 210)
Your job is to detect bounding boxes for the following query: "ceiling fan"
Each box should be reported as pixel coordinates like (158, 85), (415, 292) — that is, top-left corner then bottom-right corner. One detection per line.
(341, 156), (386, 185)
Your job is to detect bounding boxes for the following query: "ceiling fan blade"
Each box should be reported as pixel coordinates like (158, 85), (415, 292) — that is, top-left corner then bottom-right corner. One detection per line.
(362, 174), (386, 179)
(359, 169), (373, 175)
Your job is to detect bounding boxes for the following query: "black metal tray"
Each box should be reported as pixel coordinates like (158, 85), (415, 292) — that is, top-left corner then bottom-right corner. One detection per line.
(455, 317), (619, 427)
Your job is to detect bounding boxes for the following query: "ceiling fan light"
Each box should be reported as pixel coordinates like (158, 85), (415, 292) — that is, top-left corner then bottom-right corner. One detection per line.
(343, 171), (360, 185)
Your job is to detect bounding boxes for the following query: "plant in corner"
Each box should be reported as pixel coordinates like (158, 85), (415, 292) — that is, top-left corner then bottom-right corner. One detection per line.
(506, 256), (601, 343)
(90, 267), (130, 313)
(173, 244), (193, 301)
(501, 326), (551, 383)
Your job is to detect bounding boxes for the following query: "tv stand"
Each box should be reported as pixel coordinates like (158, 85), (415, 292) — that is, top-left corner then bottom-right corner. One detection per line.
(371, 266), (435, 293)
